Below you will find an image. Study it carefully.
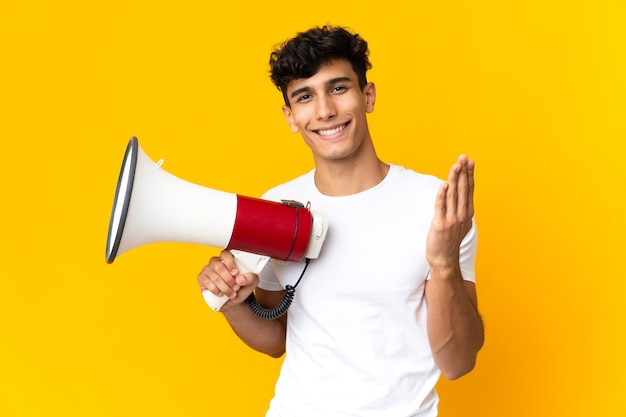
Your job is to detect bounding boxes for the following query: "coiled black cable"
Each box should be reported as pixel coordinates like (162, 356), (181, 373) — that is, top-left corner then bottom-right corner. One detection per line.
(246, 258), (311, 320)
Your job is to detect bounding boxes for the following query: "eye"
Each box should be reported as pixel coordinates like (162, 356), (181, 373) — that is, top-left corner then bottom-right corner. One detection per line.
(331, 86), (347, 93)
(296, 94), (312, 103)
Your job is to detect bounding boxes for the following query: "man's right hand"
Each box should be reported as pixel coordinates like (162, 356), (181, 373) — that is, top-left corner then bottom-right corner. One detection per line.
(197, 249), (259, 311)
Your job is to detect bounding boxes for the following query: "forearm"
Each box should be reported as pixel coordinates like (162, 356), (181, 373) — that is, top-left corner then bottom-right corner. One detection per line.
(221, 302), (287, 358)
(425, 267), (484, 380)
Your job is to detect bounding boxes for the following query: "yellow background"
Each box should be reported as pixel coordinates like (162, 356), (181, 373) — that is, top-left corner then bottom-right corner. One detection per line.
(1, 0), (624, 415)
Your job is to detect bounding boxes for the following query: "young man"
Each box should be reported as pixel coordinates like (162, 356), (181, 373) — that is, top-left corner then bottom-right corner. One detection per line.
(198, 25), (484, 416)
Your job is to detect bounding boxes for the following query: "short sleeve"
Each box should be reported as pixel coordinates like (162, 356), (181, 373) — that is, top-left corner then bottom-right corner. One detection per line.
(257, 259), (285, 291)
(426, 217), (478, 283)
(458, 217), (478, 283)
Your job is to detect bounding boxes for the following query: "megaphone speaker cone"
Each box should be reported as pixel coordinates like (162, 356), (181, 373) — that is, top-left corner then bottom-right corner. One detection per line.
(106, 137), (137, 264)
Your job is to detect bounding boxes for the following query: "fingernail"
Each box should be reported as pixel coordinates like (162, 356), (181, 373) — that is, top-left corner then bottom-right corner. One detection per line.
(236, 276), (246, 286)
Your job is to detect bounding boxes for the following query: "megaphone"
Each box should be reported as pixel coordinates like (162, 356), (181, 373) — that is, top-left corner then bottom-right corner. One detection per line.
(106, 137), (329, 312)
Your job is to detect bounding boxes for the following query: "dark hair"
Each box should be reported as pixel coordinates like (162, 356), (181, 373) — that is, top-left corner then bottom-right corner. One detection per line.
(269, 25), (373, 106)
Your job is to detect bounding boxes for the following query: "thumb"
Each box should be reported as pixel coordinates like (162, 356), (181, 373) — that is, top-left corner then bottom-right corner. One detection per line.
(236, 272), (259, 288)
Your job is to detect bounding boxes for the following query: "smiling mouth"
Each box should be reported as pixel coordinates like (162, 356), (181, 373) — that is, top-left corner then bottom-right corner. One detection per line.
(314, 122), (349, 137)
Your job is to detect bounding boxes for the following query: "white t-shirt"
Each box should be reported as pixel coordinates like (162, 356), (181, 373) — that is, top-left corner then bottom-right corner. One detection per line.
(258, 164), (477, 417)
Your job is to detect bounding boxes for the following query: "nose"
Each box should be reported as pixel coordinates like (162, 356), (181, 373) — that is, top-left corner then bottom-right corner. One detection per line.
(315, 95), (336, 120)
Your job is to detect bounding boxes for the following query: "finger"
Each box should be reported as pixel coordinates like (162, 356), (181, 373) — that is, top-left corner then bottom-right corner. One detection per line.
(467, 159), (475, 217)
(456, 155), (470, 215)
(231, 273), (260, 304)
(199, 259), (240, 298)
(235, 272), (260, 288)
(219, 249), (239, 276)
(209, 267), (240, 299)
(198, 267), (225, 296)
(446, 162), (460, 215)
(197, 269), (213, 292)
(435, 181), (448, 219)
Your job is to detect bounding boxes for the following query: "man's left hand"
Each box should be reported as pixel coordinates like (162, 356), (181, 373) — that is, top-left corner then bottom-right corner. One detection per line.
(425, 155), (475, 272)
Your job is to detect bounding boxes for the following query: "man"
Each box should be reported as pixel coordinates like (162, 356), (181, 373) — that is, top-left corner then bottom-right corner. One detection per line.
(198, 25), (484, 416)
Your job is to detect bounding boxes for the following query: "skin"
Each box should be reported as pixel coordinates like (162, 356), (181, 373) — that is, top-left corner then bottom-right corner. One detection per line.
(425, 155), (484, 379)
(197, 58), (484, 377)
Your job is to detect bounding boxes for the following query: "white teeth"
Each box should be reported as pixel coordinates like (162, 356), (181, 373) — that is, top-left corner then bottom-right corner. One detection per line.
(317, 124), (345, 136)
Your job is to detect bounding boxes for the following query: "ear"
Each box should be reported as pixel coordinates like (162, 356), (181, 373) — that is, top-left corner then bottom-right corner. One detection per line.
(364, 82), (376, 113)
(282, 105), (299, 133)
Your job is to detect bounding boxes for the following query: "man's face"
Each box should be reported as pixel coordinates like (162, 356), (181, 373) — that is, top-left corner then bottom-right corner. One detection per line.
(282, 59), (376, 164)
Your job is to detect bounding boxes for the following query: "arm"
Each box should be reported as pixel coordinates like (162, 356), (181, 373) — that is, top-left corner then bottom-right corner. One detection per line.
(424, 155), (484, 380)
(197, 250), (287, 358)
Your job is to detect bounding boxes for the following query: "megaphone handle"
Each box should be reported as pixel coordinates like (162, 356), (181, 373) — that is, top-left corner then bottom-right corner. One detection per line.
(202, 250), (270, 311)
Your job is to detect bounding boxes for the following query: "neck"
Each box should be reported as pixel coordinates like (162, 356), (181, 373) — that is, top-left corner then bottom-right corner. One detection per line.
(313, 142), (389, 196)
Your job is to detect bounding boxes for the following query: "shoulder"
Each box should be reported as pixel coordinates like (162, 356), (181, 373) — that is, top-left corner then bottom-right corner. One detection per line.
(261, 170), (315, 202)
(387, 164), (442, 194)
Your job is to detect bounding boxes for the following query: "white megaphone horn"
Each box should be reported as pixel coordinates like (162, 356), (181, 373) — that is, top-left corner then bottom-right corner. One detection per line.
(106, 137), (329, 313)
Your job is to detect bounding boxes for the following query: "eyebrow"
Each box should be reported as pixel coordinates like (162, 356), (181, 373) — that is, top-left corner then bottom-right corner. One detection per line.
(290, 76), (353, 100)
